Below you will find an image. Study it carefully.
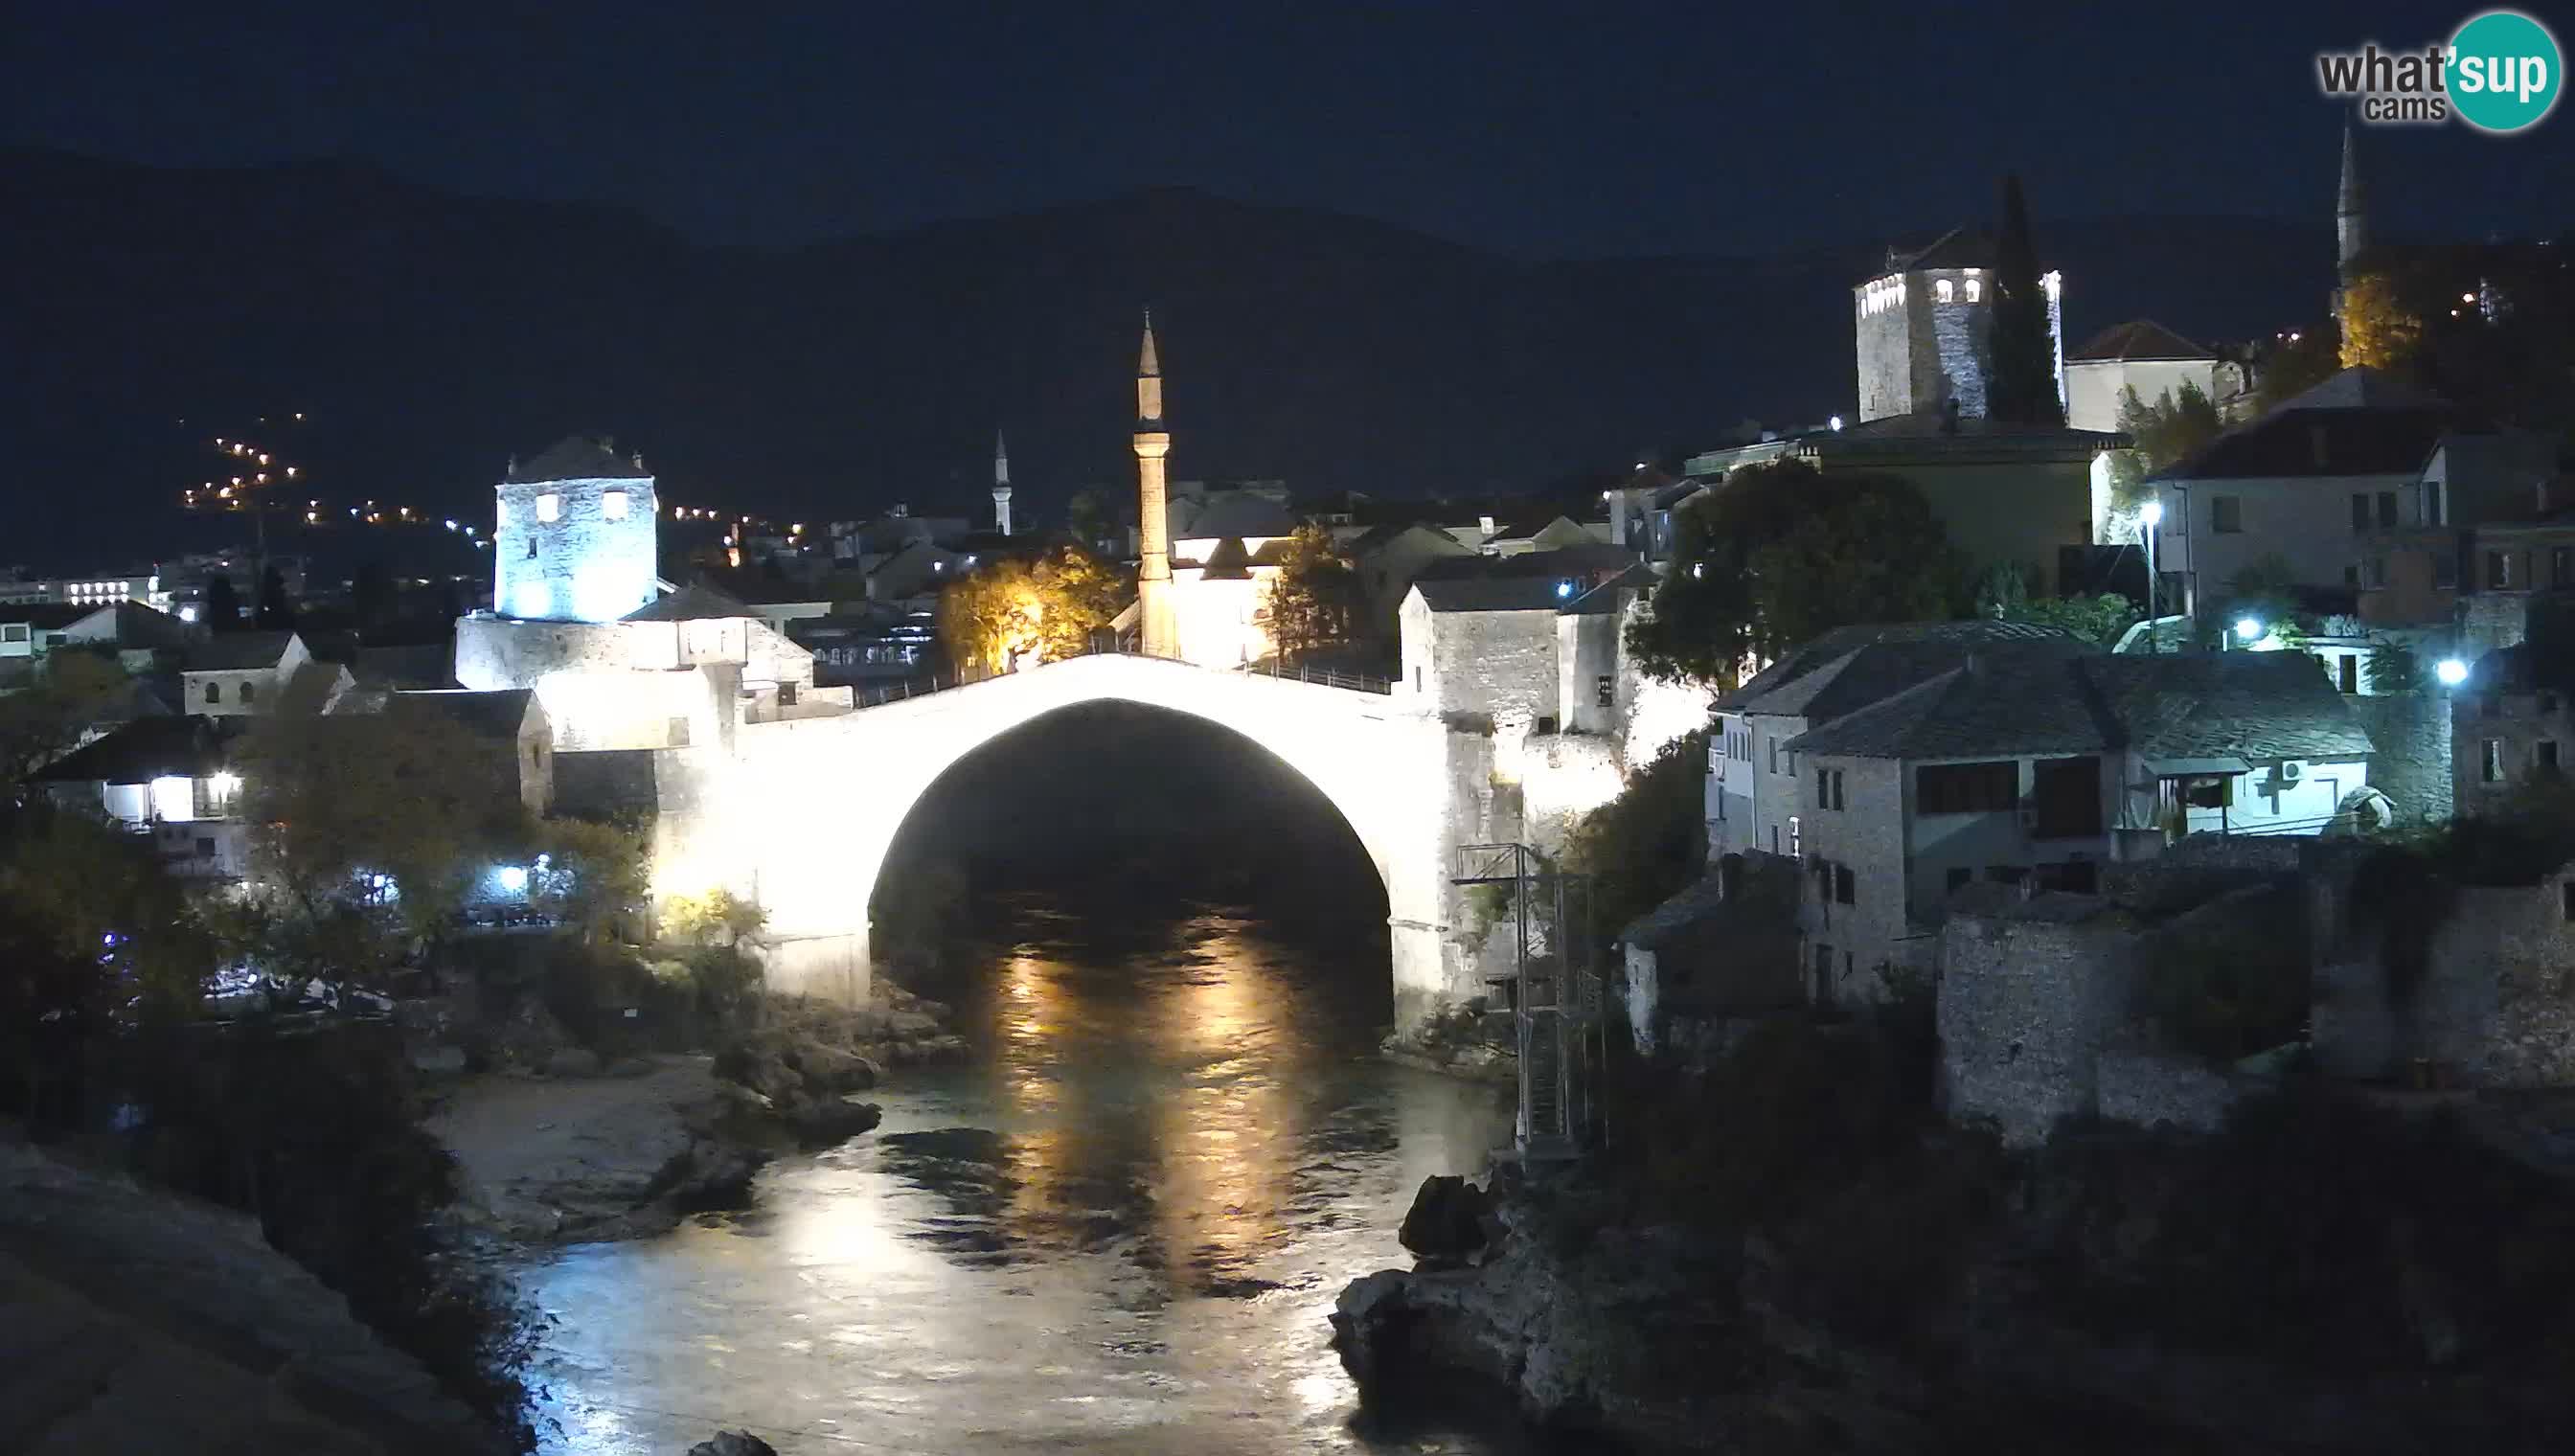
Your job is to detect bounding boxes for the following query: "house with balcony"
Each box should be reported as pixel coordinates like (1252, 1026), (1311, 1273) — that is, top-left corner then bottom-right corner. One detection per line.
(36, 716), (251, 879)
(1780, 649), (2374, 1003)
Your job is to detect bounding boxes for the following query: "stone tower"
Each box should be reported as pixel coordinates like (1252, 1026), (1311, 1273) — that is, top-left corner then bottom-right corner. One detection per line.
(2335, 122), (2370, 320)
(492, 435), (658, 622)
(991, 429), (1013, 536)
(1852, 227), (2062, 423)
(1132, 310), (1178, 658)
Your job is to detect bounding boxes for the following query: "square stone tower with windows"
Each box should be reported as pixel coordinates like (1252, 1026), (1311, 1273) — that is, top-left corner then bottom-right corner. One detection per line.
(1854, 227), (2062, 423)
(493, 435), (659, 622)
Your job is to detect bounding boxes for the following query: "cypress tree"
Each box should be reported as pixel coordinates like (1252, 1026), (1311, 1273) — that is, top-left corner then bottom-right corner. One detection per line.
(1986, 173), (2063, 426)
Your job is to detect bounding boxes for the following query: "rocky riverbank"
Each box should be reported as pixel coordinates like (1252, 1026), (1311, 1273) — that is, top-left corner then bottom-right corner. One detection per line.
(0, 1135), (512, 1454)
(1335, 1104), (2575, 1455)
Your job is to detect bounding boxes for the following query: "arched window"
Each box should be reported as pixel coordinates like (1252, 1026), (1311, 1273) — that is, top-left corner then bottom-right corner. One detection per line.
(1965, 278), (1983, 303)
(203, 680), (221, 704)
(1935, 279), (1954, 304)
(239, 680), (256, 704)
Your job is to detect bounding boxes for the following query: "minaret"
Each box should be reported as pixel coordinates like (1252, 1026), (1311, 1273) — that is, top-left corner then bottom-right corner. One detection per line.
(2335, 122), (2369, 319)
(991, 429), (1013, 536)
(1132, 309), (1178, 658)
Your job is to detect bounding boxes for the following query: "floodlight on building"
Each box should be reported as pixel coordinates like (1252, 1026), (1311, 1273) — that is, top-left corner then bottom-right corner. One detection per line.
(496, 865), (529, 893)
(2140, 500), (2164, 528)
(178, 605), (197, 623)
(2234, 617), (2264, 642)
(1556, 580), (1574, 599)
(2436, 657), (2470, 687)
(208, 771), (240, 799)
(1830, 416), (1844, 431)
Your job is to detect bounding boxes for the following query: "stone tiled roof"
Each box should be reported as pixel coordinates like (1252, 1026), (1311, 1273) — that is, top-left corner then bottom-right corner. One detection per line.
(1197, 536), (1255, 580)
(2069, 320), (2215, 363)
(1412, 578), (1566, 613)
(1560, 563), (1659, 616)
(386, 688), (538, 740)
(513, 435), (649, 482)
(36, 715), (239, 785)
(1414, 543), (1639, 583)
(1787, 650), (2374, 762)
(1719, 620), (2084, 714)
(182, 630), (298, 672)
(2159, 368), (2457, 482)
(1174, 491), (1297, 541)
(624, 583), (752, 622)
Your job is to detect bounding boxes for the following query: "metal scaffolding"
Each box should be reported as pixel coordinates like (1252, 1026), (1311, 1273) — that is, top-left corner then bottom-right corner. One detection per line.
(1454, 842), (1602, 1159)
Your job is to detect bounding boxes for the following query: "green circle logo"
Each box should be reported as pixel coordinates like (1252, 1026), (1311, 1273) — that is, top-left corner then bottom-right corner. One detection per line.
(2450, 11), (2562, 132)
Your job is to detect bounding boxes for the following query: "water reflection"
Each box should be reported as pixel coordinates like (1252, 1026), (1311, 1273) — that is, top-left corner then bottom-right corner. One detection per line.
(520, 894), (1518, 1454)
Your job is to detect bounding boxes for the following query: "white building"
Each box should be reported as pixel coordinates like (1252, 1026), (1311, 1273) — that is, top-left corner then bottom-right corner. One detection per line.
(179, 631), (318, 716)
(493, 436), (659, 624)
(2062, 320), (2220, 434)
(36, 716), (250, 880)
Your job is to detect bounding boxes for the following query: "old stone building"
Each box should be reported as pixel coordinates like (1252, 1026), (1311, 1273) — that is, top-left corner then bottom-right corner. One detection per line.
(1853, 226), (2062, 424)
(492, 436), (659, 625)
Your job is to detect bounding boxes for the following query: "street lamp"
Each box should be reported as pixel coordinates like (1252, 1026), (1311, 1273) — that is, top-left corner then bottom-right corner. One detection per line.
(2235, 617), (2265, 644)
(2435, 657), (2470, 687)
(2139, 499), (2163, 652)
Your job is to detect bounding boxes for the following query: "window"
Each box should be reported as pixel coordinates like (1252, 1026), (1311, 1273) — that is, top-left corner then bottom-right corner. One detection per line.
(603, 489), (629, 521)
(1830, 769), (1845, 809)
(2426, 480), (2444, 525)
(525, 537), (538, 559)
(1817, 767), (1830, 807)
(1768, 738), (1778, 774)
(2434, 551), (2458, 589)
(2377, 491), (2399, 528)
(2029, 756), (2103, 837)
(1834, 864), (1855, 904)
(239, 680), (255, 704)
(1, 624), (24, 643)
(536, 492), (562, 522)
(2554, 547), (2572, 587)
(2339, 654), (2359, 694)
(1413, 667), (1423, 692)
(2365, 556), (2387, 588)
(1789, 815), (1801, 859)
(1935, 279), (1954, 303)
(1596, 674), (1614, 709)
(203, 681), (221, 704)
(2488, 551), (2513, 589)
(2541, 739), (2561, 773)
(778, 682), (798, 708)
(1812, 944), (1834, 1001)
(2351, 493), (2372, 532)
(2210, 495), (2243, 534)
(1965, 278), (1982, 303)
(1916, 761), (2018, 814)
(2180, 775), (2233, 809)
(1535, 716), (1558, 736)
(194, 836), (215, 858)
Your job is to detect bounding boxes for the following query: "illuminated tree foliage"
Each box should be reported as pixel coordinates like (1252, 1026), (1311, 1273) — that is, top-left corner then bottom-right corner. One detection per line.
(1256, 523), (1361, 666)
(1628, 461), (1962, 685)
(2338, 269), (2425, 373)
(2106, 379), (2225, 509)
(936, 543), (1127, 675)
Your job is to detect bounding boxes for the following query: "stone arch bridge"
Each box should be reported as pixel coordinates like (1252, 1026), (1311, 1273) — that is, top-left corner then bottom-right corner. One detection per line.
(663, 653), (1490, 1035)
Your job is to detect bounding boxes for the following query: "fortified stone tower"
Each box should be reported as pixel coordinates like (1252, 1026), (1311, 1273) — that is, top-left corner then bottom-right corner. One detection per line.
(1853, 228), (2062, 423)
(2335, 122), (2370, 323)
(991, 429), (1014, 536)
(492, 435), (659, 622)
(1132, 311), (1178, 658)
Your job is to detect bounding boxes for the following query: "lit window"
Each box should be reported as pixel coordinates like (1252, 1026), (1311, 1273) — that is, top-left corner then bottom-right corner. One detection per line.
(536, 493), (561, 523)
(1965, 278), (1982, 303)
(1936, 279), (1954, 303)
(603, 489), (628, 521)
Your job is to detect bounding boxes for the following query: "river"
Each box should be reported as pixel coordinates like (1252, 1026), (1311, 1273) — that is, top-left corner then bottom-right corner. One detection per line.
(515, 892), (1527, 1455)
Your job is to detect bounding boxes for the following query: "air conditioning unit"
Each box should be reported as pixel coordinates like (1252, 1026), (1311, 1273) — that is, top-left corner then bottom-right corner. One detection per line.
(2278, 761), (2304, 784)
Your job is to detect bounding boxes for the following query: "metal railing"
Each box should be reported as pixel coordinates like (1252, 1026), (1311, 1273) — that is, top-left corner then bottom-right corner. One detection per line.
(1454, 841), (1601, 1161)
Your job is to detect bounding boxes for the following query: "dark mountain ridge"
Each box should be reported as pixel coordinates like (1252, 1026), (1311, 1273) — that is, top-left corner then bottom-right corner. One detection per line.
(5, 148), (2350, 562)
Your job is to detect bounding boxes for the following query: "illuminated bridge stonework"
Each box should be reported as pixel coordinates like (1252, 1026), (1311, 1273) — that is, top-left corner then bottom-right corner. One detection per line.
(668, 653), (1497, 1035)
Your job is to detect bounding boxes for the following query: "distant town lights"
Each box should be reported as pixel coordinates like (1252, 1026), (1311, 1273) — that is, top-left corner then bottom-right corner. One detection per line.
(2436, 657), (2470, 687)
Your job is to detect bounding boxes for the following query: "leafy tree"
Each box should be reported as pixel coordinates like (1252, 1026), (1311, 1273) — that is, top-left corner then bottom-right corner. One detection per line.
(532, 816), (650, 944)
(2254, 325), (2342, 415)
(1256, 523), (1361, 665)
(200, 573), (242, 632)
(661, 887), (766, 947)
(936, 543), (1126, 675)
(1064, 489), (1114, 553)
(1629, 461), (1963, 685)
(1562, 730), (1709, 949)
(1973, 562), (2139, 646)
(2338, 269), (2425, 373)
(233, 705), (508, 993)
(0, 650), (128, 803)
(1984, 173), (2064, 426)
(2365, 638), (2428, 694)
(2106, 380), (2225, 510)
(255, 564), (295, 630)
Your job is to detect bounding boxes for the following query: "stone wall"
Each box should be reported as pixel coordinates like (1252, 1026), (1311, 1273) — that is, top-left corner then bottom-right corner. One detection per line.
(2094, 1048), (2240, 1135)
(2350, 691), (2452, 827)
(1938, 893), (2147, 1149)
(493, 473), (658, 624)
(2412, 883), (2575, 1086)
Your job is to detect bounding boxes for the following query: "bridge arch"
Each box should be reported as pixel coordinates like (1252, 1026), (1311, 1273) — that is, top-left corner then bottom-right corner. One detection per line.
(682, 655), (1466, 1033)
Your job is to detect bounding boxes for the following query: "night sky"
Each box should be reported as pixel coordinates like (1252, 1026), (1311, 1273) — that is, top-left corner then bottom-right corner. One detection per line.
(10, 1), (2569, 256)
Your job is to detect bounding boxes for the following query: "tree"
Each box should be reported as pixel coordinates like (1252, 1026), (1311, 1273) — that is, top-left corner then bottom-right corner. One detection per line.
(1256, 523), (1361, 665)
(935, 543), (1126, 676)
(1984, 173), (2064, 426)
(2104, 379), (2226, 510)
(1973, 563), (2140, 647)
(1064, 489), (1114, 553)
(233, 705), (509, 993)
(0, 650), (128, 804)
(661, 887), (766, 947)
(1628, 461), (1962, 685)
(201, 574), (242, 632)
(2338, 269), (2425, 373)
(255, 564), (295, 630)
(531, 816), (649, 944)
(1562, 730), (1710, 952)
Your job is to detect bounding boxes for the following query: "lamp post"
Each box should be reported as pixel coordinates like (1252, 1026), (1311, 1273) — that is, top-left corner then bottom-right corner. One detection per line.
(2140, 499), (2164, 653)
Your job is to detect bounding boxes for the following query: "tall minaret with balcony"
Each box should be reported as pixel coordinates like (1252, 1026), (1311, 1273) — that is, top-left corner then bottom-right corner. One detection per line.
(1132, 311), (1178, 658)
(991, 429), (1014, 536)
(2335, 122), (2370, 324)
